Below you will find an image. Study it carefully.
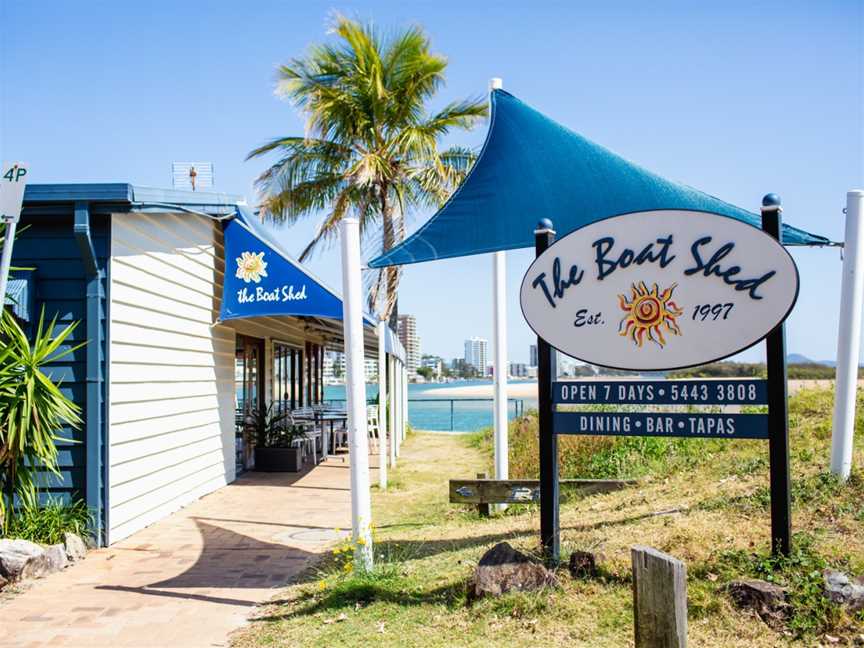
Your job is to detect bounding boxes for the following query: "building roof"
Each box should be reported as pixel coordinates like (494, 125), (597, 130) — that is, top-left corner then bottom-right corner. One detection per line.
(23, 183), (242, 216)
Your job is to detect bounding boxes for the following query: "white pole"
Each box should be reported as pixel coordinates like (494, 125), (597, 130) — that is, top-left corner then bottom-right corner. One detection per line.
(831, 189), (864, 480)
(393, 362), (404, 448)
(377, 322), (388, 489)
(489, 77), (509, 494)
(388, 355), (396, 467)
(393, 361), (401, 457)
(0, 220), (18, 304)
(339, 217), (373, 570)
(402, 363), (409, 440)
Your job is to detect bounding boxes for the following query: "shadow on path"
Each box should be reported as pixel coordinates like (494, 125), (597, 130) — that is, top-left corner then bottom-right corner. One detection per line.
(96, 520), (317, 606)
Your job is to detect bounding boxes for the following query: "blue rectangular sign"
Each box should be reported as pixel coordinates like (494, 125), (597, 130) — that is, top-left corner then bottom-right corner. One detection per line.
(553, 411), (768, 439)
(553, 379), (767, 406)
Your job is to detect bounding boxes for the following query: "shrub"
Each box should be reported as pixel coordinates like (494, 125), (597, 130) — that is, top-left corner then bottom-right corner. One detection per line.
(498, 412), (709, 479)
(4, 498), (91, 545)
(0, 309), (83, 532)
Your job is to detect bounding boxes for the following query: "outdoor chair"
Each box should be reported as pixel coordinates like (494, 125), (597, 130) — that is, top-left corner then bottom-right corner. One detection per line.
(305, 426), (322, 464)
(366, 405), (380, 453)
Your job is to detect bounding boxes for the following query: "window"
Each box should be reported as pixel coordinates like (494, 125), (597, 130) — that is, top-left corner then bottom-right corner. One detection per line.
(273, 342), (302, 412)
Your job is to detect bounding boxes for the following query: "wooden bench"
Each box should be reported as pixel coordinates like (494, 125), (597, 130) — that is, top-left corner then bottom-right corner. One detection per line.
(449, 474), (637, 516)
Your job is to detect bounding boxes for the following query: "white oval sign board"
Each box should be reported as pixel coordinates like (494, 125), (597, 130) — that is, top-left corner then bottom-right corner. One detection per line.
(520, 210), (799, 370)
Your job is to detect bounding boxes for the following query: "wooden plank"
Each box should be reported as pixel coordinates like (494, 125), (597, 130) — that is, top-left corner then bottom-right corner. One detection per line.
(631, 545), (687, 648)
(476, 473), (490, 517)
(449, 478), (636, 504)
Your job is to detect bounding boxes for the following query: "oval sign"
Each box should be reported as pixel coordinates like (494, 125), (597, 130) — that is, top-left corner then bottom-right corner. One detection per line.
(520, 210), (799, 370)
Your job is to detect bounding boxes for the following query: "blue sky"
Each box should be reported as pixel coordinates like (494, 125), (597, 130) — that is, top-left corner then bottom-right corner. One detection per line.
(2, 1), (861, 364)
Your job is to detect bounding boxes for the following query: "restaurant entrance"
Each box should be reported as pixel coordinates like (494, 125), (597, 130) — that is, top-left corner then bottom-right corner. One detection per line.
(235, 334), (265, 472)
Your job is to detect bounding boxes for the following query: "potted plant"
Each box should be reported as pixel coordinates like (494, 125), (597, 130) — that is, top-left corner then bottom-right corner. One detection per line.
(251, 404), (309, 472)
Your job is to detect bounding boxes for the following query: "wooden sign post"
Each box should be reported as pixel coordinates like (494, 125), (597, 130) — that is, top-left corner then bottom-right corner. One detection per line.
(632, 545), (688, 648)
(524, 200), (796, 562)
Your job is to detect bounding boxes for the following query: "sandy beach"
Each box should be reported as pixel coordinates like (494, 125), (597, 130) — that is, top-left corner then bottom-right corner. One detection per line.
(428, 382), (539, 398)
(423, 378), (853, 400)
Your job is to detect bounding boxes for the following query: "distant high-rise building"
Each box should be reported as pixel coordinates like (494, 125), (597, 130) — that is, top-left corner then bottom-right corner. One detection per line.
(398, 314), (421, 377)
(323, 350), (346, 384)
(421, 355), (444, 379)
(510, 362), (529, 377)
(324, 350), (377, 383)
(464, 337), (488, 376)
(529, 344), (538, 367)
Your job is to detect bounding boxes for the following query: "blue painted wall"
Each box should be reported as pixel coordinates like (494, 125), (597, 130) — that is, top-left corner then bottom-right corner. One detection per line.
(10, 209), (109, 532)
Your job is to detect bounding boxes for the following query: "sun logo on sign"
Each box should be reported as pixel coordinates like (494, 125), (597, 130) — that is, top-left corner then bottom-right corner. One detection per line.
(618, 281), (683, 348)
(235, 251), (268, 284)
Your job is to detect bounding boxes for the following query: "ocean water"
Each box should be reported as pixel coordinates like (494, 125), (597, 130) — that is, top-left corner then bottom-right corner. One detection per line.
(323, 380), (538, 433)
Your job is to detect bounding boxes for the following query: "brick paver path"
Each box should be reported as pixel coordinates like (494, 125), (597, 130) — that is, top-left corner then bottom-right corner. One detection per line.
(1, 456), (373, 647)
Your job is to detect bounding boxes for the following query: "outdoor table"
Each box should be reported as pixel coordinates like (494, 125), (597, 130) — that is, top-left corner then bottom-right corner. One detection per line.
(290, 411), (346, 460)
(317, 412), (348, 459)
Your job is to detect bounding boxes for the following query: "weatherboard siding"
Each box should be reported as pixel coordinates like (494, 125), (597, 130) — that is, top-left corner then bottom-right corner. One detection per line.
(10, 212), (109, 511)
(108, 212), (235, 544)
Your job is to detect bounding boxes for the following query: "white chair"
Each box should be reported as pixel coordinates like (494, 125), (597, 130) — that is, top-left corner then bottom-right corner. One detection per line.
(305, 427), (321, 464)
(367, 405), (380, 453)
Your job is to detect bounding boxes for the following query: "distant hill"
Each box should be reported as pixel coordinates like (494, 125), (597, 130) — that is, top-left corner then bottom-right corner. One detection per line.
(668, 361), (856, 380)
(787, 353), (816, 364)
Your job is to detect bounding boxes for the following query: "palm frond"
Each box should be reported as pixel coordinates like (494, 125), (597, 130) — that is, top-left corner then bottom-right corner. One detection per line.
(248, 16), (486, 319)
(298, 186), (365, 260)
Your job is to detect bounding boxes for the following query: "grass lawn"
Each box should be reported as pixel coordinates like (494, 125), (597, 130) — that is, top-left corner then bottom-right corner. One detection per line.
(233, 388), (864, 647)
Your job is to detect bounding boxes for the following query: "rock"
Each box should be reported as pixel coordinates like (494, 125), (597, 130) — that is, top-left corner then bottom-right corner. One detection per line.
(823, 569), (864, 612)
(0, 572), (8, 590)
(63, 532), (87, 562)
(568, 550), (598, 579)
(471, 542), (557, 599)
(727, 579), (789, 628)
(44, 544), (68, 572)
(0, 539), (52, 582)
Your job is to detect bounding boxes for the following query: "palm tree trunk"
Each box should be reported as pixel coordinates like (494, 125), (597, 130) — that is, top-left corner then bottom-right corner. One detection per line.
(378, 187), (403, 323)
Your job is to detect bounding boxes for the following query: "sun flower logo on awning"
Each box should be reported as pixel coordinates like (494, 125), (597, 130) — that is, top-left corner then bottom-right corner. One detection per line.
(235, 251), (268, 284)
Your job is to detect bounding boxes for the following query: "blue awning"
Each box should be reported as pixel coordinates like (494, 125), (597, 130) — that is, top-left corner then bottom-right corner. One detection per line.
(370, 90), (829, 268)
(220, 208), (377, 326)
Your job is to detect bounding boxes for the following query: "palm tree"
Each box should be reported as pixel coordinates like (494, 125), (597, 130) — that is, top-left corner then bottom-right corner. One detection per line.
(247, 16), (487, 320)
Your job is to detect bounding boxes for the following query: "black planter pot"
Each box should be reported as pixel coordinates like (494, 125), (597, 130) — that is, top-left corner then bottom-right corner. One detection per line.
(254, 446), (302, 472)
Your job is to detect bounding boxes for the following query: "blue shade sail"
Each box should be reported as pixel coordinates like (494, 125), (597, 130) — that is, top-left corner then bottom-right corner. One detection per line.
(220, 211), (376, 325)
(369, 90), (829, 268)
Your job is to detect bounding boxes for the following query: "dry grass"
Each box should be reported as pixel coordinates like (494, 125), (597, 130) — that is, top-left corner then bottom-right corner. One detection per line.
(233, 388), (864, 648)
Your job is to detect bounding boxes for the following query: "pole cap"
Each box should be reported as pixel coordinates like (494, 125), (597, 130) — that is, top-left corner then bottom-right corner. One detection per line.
(537, 218), (553, 230)
(762, 193), (782, 209)
(489, 78), (503, 90)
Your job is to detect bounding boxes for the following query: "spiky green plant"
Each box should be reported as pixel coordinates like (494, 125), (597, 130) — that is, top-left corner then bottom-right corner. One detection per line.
(0, 308), (83, 532)
(247, 16), (487, 319)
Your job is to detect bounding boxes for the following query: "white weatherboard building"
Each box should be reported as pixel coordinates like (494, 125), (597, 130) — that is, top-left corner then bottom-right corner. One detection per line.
(464, 337), (488, 376)
(13, 183), (406, 546)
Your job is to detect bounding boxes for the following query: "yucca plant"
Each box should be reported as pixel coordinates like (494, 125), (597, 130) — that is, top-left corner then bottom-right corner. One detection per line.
(0, 308), (83, 533)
